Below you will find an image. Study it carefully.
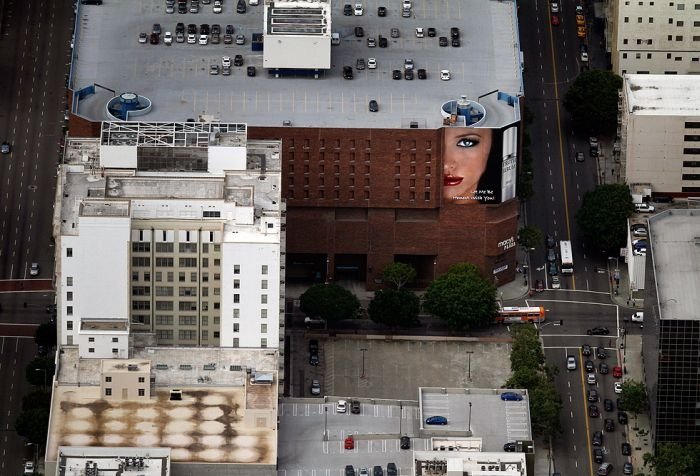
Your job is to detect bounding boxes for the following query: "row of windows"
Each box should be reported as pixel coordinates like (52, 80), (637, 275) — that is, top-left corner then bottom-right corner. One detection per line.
(624, 17), (700, 25)
(104, 387), (146, 397)
(290, 189), (432, 201)
(132, 243), (223, 253)
(289, 164), (432, 176)
(132, 300), (220, 311)
(155, 329), (221, 340)
(88, 337), (120, 343)
(132, 271), (223, 282)
(155, 315), (220, 326)
(288, 138), (433, 150)
(288, 151), (433, 164)
(685, 135), (700, 142)
(684, 148), (700, 154)
(687, 122), (700, 129)
(623, 1), (700, 7)
(131, 257), (223, 268)
(684, 161), (700, 167)
(231, 338), (267, 348)
(233, 293), (268, 304)
(233, 323), (269, 333)
(232, 309), (269, 319)
(682, 174), (700, 180)
(291, 177), (432, 188)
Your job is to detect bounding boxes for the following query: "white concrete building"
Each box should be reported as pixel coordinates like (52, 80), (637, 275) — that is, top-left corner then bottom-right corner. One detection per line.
(606, 0), (700, 75)
(621, 74), (700, 196)
(56, 122), (285, 355)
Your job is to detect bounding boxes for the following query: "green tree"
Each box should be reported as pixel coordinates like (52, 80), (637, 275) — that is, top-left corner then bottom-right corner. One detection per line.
(423, 263), (498, 331)
(15, 407), (50, 446)
(621, 379), (648, 418)
(563, 70), (623, 134)
(368, 288), (420, 328)
(22, 390), (52, 411)
(529, 378), (563, 439)
(509, 326), (545, 370)
(381, 262), (417, 290)
(645, 443), (700, 476)
(35, 321), (57, 349)
(517, 225), (543, 252)
(505, 367), (541, 390)
(25, 356), (55, 388)
(576, 184), (635, 253)
(299, 283), (360, 325)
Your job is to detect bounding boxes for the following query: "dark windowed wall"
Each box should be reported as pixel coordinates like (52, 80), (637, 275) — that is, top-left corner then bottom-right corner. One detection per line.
(656, 319), (700, 443)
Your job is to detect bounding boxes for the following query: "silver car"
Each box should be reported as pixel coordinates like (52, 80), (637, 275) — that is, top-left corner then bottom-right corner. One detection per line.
(310, 379), (321, 395)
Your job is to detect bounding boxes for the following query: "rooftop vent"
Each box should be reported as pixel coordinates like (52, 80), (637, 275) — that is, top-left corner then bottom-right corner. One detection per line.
(127, 364), (138, 371)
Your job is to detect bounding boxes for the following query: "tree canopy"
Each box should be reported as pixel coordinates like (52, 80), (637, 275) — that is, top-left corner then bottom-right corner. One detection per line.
(423, 263), (498, 331)
(576, 184), (635, 254)
(15, 407), (50, 446)
(368, 288), (420, 328)
(563, 70), (623, 135)
(620, 379), (648, 416)
(25, 356), (55, 388)
(381, 262), (417, 290)
(517, 225), (543, 252)
(645, 443), (700, 476)
(299, 283), (360, 325)
(35, 321), (57, 349)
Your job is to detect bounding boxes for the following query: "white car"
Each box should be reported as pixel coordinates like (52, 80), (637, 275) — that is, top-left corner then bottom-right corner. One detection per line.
(587, 373), (596, 385)
(631, 312), (644, 323)
(222, 56), (231, 67)
(440, 69), (451, 81)
(580, 51), (588, 62)
(199, 34), (209, 45)
(24, 462), (35, 474)
(402, 0), (411, 8)
(367, 57), (377, 69)
(566, 356), (577, 370)
(614, 382), (623, 394)
(635, 203), (655, 213)
(250, 0), (259, 5)
(354, 3), (363, 15)
(337, 399), (347, 413)
(551, 275), (561, 289)
(163, 31), (173, 44)
(550, 2), (559, 12)
(29, 262), (40, 276)
(213, 1), (222, 12)
(415, 27), (424, 38)
(187, 33), (197, 44)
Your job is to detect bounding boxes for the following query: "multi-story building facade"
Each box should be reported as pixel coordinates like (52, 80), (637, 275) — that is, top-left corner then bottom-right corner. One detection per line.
(620, 74), (700, 197)
(56, 122), (285, 352)
(644, 209), (700, 445)
(605, 0), (700, 75)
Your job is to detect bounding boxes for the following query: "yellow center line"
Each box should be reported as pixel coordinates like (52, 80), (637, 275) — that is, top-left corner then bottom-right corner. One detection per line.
(547, 9), (577, 291)
(579, 349), (595, 475)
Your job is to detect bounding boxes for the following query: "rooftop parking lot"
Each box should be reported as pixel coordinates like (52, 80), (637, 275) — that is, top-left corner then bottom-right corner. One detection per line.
(72, 0), (523, 128)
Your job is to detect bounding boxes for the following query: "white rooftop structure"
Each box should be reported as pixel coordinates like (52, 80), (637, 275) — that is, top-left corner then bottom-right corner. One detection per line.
(56, 447), (170, 476)
(648, 209), (700, 321)
(412, 450), (527, 476)
(623, 75), (700, 116)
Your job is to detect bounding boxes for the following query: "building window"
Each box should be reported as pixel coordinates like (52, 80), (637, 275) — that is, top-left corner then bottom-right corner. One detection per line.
(179, 243), (198, 253)
(138, 389), (145, 397)
(155, 257), (173, 267)
(234, 294), (240, 303)
(179, 316), (197, 326)
(66, 276), (73, 286)
(233, 279), (240, 289)
(638, 16), (642, 22)
(67, 306), (73, 316)
(233, 309), (240, 318)
(623, 53), (628, 58)
(156, 301), (174, 311)
(682, 174), (700, 180)
(66, 292), (73, 301)
(234, 265), (240, 274)
(684, 148), (700, 154)
(179, 272), (186, 282)
(676, 35), (683, 41)
(112, 348), (118, 353)
(649, 17), (653, 22)
(677, 20), (684, 25)
(261, 279), (268, 289)
(132, 301), (150, 310)
(683, 160), (700, 166)
(624, 16), (629, 21)
(234, 323), (240, 332)
(132, 257), (151, 267)
(179, 258), (197, 267)
(138, 377), (145, 383)
(261, 324), (268, 333)
(112, 338), (118, 343)
(261, 265), (268, 275)
(179, 330), (196, 340)
(233, 338), (239, 347)
(105, 376), (112, 382)
(89, 348), (95, 353)
(67, 248), (73, 257)
(156, 315), (173, 325)
(156, 329), (173, 340)
(261, 294), (268, 304)
(67, 320), (73, 330)
(178, 302), (197, 311)
(261, 309), (268, 319)
(132, 242), (151, 252)
(88, 337), (95, 342)
(261, 338), (268, 348)
(105, 388), (112, 396)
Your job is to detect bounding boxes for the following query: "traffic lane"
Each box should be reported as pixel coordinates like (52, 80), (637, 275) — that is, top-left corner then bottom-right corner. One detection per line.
(0, 336), (38, 476)
(0, 291), (56, 325)
(526, 297), (619, 331)
(548, 346), (593, 476)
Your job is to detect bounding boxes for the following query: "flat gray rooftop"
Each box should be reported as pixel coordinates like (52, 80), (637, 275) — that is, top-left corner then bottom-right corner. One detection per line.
(649, 209), (700, 320)
(72, 0), (523, 128)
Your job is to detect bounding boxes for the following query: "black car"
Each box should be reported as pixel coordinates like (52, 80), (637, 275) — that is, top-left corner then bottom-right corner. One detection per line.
(378, 36), (387, 47)
(400, 435), (410, 449)
(355, 26), (364, 37)
(343, 66), (353, 79)
(351, 400), (361, 414)
(345, 465), (356, 476)
(153, 23), (162, 34)
(450, 26), (460, 38)
(211, 24), (221, 34)
(593, 448), (604, 464)
(597, 347), (607, 359)
(618, 411), (628, 424)
(247, 66), (256, 76)
(621, 442), (632, 455)
(188, 23), (197, 34)
(623, 462), (633, 475)
(604, 418), (614, 432)
(438, 36), (448, 46)
(617, 398), (626, 411)
(604, 398), (614, 412)
(0, 141), (11, 154)
(590, 147), (599, 157)
(599, 362), (609, 374)
(576, 151), (585, 162)
(427, 27), (436, 37)
(503, 442), (517, 452)
(344, 4), (353, 15)
(587, 327), (610, 335)
(392, 69), (402, 80)
(579, 43), (588, 53)
(592, 431), (603, 446)
(588, 404), (599, 418)
(149, 32), (160, 44)
(451, 37), (460, 47)
(404, 70), (414, 80)
(176, 22), (185, 33)
(234, 54), (244, 66)
(545, 234), (556, 248)
(417, 68), (426, 79)
(309, 353), (319, 365)
(178, 3), (188, 12)
(582, 344), (592, 356)
(548, 262), (558, 276)
(200, 23), (210, 34)
(226, 24), (234, 34)
(377, 5), (386, 15)
(373, 466), (383, 476)
(585, 360), (594, 372)
(237, 0), (246, 13)
(587, 389), (598, 402)
(369, 100), (379, 112)
(386, 463), (397, 476)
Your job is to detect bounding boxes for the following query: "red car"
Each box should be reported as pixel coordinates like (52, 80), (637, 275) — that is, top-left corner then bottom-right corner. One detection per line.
(551, 14), (560, 25)
(344, 436), (354, 450)
(613, 366), (623, 378)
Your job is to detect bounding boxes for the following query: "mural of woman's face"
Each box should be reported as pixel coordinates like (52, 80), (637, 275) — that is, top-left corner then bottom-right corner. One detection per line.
(443, 127), (493, 204)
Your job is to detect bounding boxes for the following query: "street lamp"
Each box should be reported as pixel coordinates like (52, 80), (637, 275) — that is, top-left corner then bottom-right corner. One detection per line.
(35, 368), (48, 390)
(465, 351), (474, 382)
(468, 402), (472, 435)
(360, 348), (368, 379)
(323, 405), (328, 441)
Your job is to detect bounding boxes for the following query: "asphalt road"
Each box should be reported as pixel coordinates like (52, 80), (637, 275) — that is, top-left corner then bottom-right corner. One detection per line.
(0, 0), (72, 471)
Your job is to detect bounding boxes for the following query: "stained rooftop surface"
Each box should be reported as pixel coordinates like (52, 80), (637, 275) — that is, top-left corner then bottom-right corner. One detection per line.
(624, 74), (700, 115)
(71, 0), (523, 128)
